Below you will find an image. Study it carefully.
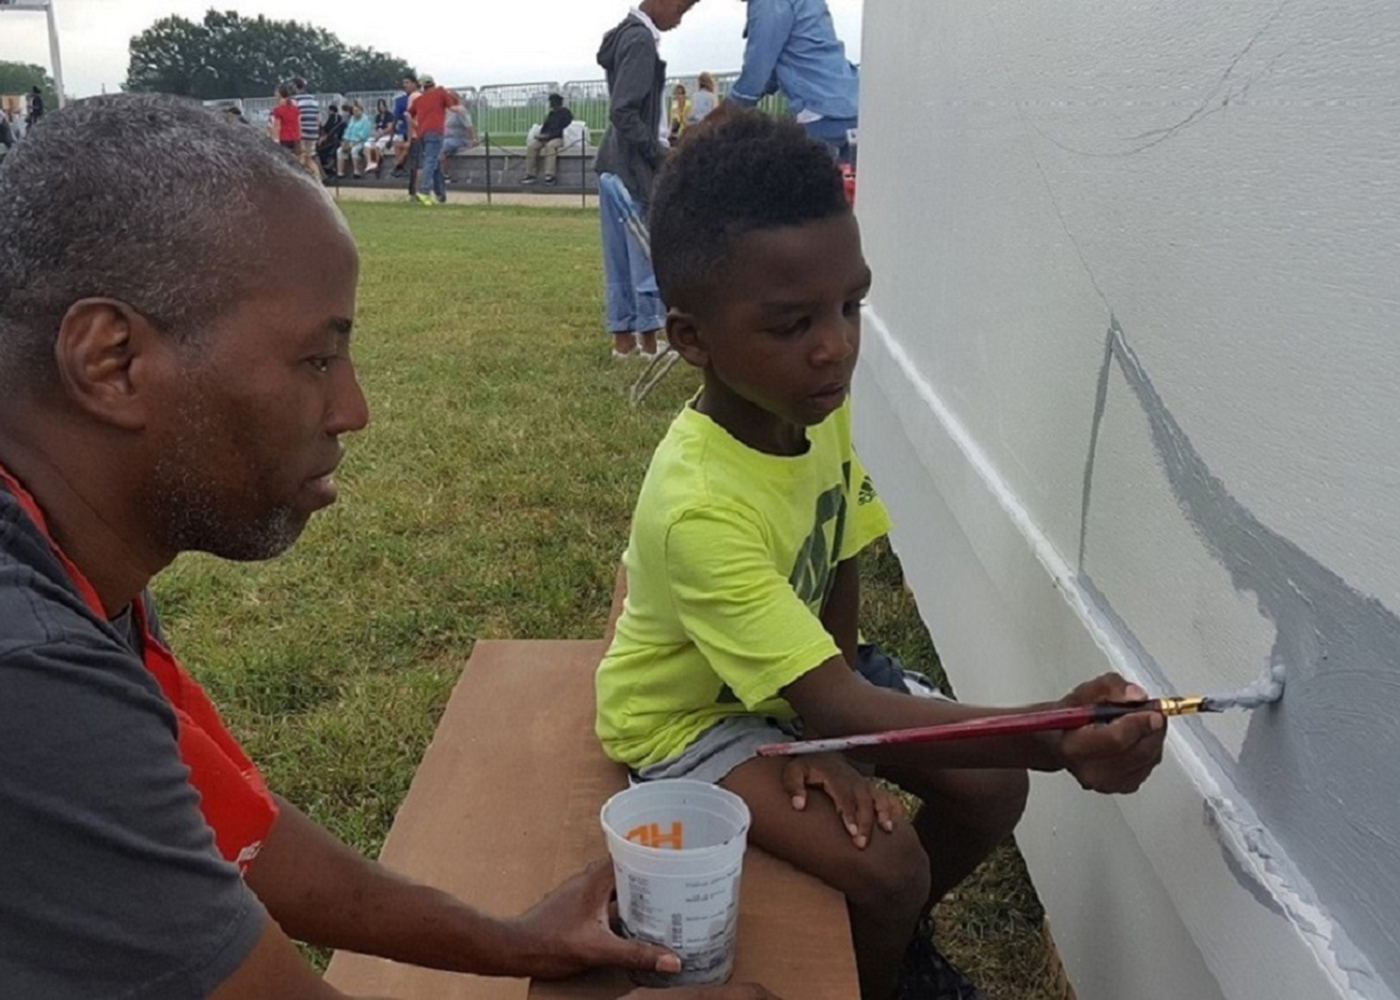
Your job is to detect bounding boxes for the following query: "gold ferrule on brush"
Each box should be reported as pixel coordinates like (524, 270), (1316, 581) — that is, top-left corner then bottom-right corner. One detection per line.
(1155, 696), (1207, 717)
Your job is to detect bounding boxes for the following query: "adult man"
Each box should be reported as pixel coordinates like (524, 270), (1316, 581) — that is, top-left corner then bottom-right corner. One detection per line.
(292, 75), (322, 176)
(0, 93), (773, 1000)
(409, 74), (458, 205)
(523, 93), (574, 185)
(726, 0), (860, 163)
(595, 0), (697, 360)
(389, 74), (419, 177)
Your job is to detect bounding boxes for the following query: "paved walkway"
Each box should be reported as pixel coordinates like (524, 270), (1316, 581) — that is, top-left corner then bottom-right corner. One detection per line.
(327, 186), (595, 209)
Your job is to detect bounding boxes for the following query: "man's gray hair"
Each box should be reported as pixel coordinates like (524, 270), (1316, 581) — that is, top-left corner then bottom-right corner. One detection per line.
(0, 92), (320, 392)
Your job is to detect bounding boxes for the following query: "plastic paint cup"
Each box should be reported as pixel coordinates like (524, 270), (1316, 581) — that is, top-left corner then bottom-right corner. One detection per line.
(600, 779), (751, 987)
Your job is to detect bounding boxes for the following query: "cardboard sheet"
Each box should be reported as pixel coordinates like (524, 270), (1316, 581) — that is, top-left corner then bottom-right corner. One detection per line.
(324, 639), (858, 999)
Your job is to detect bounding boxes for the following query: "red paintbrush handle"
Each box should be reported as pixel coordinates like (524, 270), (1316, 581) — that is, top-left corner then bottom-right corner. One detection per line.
(756, 701), (1150, 757)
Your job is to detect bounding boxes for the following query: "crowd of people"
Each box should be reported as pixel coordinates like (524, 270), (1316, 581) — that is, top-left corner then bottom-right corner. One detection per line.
(239, 64), (731, 205)
(0, 3), (1176, 1000)
(264, 73), (476, 203)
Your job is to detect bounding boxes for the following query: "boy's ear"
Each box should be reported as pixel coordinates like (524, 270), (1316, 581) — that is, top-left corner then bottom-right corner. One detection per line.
(666, 309), (709, 369)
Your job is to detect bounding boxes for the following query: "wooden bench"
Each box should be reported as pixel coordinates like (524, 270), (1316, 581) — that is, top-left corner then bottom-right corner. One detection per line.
(324, 582), (858, 997)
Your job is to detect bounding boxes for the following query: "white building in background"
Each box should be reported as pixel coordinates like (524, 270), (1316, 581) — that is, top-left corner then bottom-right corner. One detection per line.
(852, 3), (1399, 998)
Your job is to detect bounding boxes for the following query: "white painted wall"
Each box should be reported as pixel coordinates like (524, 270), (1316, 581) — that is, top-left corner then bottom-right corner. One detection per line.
(853, 3), (1400, 998)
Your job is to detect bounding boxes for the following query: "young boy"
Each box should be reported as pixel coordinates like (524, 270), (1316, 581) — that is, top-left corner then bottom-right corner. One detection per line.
(596, 112), (1169, 1000)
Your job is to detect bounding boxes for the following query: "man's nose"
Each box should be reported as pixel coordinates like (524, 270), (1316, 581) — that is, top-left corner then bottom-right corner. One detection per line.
(328, 366), (370, 435)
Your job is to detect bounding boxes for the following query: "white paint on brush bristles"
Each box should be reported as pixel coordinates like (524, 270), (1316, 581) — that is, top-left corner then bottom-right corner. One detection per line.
(1205, 653), (1287, 710)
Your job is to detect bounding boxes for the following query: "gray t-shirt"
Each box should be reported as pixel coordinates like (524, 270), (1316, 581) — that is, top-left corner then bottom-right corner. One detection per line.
(0, 485), (266, 998)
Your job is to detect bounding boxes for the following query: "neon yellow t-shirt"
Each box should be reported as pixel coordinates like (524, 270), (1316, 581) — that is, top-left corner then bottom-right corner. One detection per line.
(596, 400), (892, 769)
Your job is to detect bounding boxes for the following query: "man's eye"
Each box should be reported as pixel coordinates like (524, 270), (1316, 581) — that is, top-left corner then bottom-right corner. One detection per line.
(307, 357), (333, 373)
(843, 298), (866, 317)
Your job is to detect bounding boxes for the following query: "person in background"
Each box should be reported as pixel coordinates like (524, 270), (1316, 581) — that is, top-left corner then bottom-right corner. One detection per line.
(595, 0), (699, 360)
(687, 72), (719, 126)
(390, 75), (419, 177)
(269, 84), (301, 152)
(0, 109), (14, 152)
(667, 83), (689, 144)
(440, 96), (476, 185)
(316, 103), (348, 179)
(25, 86), (44, 130)
(290, 76), (322, 177)
(408, 74), (458, 205)
(522, 93), (573, 186)
(725, 0), (860, 164)
(337, 103), (373, 178)
(367, 97), (395, 175)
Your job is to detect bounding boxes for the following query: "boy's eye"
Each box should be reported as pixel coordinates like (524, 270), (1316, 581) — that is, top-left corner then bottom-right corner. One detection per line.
(306, 356), (334, 373)
(768, 317), (809, 338)
(842, 298), (865, 318)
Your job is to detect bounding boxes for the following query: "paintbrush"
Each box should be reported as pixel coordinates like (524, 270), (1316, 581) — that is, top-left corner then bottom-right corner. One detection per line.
(755, 696), (1222, 758)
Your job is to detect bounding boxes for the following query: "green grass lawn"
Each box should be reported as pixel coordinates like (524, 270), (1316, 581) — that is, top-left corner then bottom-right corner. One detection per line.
(153, 201), (1066, 998)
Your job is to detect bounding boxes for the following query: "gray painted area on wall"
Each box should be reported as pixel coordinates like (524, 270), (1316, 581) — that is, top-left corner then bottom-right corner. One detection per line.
(1079, 320), (1400, 996)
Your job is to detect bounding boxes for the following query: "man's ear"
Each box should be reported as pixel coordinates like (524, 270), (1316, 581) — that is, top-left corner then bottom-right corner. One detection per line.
(53, 298), (163, 431)
(666, 308), (709, 369)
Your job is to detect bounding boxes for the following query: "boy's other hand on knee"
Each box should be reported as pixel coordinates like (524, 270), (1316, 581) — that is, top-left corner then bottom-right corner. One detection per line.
(780, 753), (905, 849)
(1056, 672), (1167, 794)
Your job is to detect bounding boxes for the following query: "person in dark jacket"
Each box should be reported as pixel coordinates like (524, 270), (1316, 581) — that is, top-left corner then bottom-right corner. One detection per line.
(25, 86), (44, 129)
(594, 0), (696, 360)
(522, 94), (574, 185)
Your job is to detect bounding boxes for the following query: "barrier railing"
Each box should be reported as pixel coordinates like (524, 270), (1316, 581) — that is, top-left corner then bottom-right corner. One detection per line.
(471, 81), (561, 143)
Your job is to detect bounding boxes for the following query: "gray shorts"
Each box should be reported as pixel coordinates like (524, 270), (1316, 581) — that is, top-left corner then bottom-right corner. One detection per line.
(633, 645), (947, 785)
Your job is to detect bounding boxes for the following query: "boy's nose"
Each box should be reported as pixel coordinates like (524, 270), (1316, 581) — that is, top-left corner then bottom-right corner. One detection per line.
(811, 313), (856, 365)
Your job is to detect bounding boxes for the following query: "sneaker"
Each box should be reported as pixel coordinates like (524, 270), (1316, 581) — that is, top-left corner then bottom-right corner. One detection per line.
(352, 173), (362, 179)
(897, 931), (985, 1000)
(435, 195), (447, 204)
(901, 670), (945, 699)
(543, 174), (556, 185)
(611, 347), (639, 361)
(414, 193), (433, 206)
(521, 175), (537, 185)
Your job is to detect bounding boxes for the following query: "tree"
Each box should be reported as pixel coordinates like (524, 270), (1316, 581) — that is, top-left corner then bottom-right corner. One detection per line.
(124, 9), (415, 99)
(0, 61), (58, 109)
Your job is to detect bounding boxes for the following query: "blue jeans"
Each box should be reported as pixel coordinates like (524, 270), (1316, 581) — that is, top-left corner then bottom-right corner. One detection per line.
(804, 115), (858, 167)
(419, 132), (446, 201)
(598, 173), (665, 335)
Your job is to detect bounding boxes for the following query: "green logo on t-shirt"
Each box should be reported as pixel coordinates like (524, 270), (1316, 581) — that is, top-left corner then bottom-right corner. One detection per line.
(788, 462), (851, 608)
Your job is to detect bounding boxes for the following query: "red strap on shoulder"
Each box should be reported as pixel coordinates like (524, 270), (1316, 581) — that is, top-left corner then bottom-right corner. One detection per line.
(1, 464), (278, 871)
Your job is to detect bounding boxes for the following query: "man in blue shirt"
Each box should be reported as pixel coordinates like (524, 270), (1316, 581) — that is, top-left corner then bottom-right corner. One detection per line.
(725, 0), (859, 163)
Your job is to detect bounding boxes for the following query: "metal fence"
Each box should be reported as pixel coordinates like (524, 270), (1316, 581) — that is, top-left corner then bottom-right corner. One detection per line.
(472, 81), (561, 141)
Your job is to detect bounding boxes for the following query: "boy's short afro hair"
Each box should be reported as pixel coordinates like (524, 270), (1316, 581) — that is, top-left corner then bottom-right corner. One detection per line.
(649, 110), (849, 309)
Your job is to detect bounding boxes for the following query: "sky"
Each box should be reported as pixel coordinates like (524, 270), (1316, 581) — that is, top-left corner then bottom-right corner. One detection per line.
(0, 0), (863, 99)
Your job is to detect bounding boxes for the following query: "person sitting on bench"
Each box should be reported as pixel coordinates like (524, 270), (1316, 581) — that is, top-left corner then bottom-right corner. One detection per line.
(0, 92), (774, 1000)
(523, 93), (574, 185)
